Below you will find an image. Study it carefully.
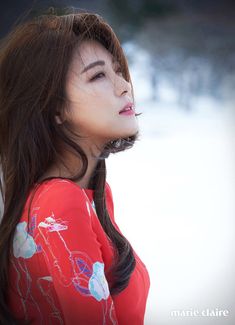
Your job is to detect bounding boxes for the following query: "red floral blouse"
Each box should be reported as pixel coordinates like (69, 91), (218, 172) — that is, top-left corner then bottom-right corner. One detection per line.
(8, 179), (150, 324)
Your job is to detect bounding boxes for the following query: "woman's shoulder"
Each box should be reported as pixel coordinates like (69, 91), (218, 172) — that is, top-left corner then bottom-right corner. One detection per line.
(28, 178), (86, 211)
(38, 178), (83, 192)
(27, 178), (114, 215)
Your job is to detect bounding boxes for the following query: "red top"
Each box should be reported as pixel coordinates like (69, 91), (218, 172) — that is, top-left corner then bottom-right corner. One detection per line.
(8, 179), (150, 324)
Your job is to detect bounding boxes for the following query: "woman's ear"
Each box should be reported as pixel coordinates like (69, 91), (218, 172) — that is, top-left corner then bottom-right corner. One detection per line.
(55, 113), (64, 125)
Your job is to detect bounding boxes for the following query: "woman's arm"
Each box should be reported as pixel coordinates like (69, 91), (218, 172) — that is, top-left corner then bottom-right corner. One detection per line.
(34, 180), (118, 324)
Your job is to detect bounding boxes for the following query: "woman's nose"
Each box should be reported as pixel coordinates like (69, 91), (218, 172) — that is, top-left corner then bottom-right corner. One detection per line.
(114, 75), (132, 97)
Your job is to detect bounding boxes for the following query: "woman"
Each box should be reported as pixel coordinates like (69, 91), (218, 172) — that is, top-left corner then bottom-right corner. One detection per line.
(0, 9), (150, 325)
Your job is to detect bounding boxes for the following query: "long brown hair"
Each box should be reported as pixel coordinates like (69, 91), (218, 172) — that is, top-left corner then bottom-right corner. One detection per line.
(0, 8), (139, 324)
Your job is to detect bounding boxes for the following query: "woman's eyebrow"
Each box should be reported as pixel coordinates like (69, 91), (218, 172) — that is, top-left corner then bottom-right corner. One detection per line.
(81, 60), (105, 74)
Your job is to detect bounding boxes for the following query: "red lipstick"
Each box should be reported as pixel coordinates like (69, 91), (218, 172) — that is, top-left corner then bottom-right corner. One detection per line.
(119, 102), (135, 115)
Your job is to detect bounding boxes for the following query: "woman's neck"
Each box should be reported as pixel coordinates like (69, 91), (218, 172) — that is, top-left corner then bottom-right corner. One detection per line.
(39, 140), (103, 189)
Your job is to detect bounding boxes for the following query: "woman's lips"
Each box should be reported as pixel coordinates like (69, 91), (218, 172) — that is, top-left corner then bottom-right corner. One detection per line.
(119, 102), (135, 116)
(119, 109), (135, 116)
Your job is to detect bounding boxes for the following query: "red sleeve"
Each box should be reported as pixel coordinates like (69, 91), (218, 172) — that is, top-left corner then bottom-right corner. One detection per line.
(34, 180), (118, 324)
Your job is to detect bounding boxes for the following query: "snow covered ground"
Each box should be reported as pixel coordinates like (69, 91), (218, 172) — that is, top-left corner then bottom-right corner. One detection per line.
(106, 96), (235, 325)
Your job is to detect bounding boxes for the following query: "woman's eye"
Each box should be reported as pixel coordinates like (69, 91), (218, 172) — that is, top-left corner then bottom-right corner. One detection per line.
(90, 72), (105, 81)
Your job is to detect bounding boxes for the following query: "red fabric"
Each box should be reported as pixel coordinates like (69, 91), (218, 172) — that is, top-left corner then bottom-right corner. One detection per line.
(8, 179), (150, 324)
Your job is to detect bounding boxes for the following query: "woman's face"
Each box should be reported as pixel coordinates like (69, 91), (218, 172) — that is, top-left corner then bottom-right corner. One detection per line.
(64, 40), (139, 146)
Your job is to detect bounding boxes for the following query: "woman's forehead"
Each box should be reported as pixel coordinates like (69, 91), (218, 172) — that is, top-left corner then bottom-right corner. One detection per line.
(77, 40), (110, 62)
(71, 40), (119, 72)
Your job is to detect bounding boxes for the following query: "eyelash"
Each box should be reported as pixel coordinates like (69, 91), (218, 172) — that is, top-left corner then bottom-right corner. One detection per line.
(90, 69), (123, 82)
(90, 72), (105, 81)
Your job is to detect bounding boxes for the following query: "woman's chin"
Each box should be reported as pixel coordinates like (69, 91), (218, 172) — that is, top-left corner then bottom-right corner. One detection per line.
(121, 126), (139, 138)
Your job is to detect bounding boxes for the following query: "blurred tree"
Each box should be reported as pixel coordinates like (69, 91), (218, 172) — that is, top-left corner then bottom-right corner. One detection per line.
(105, 0), (177, 41)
